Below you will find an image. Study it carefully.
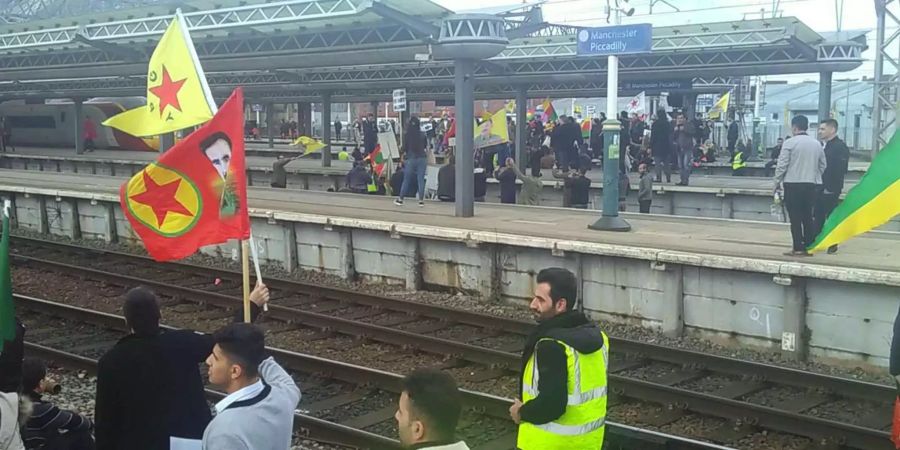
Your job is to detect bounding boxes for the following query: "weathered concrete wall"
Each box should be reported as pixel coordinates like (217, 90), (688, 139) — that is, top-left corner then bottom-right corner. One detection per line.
(682, 267), (786, 348)
(806, 279), (900, 367)
(2, 186), (899, 369)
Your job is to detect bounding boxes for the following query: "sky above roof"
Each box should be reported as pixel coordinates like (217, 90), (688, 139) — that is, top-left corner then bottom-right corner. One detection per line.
(435, 0), (880, 82)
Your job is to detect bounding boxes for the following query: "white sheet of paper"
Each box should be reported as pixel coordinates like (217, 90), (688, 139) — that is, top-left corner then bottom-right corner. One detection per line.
(170, 437), (202, 450)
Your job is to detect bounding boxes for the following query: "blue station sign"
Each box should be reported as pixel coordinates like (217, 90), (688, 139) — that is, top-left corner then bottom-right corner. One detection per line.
(576, 24), (653, 56)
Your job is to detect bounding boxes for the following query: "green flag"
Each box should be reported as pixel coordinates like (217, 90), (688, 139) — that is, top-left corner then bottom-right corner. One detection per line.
(808, 132), (900, 252)
(0, 200), (14, 352)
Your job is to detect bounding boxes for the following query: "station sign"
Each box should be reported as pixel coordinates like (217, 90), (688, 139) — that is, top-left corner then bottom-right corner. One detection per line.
(576, 23), (653, 56)
(251, 104), (263, 112)
(621, 79), (692, 94)
(392, 89), (407, 112)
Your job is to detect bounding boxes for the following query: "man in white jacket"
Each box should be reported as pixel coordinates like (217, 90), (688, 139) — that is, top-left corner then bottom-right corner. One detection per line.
(202, 323), (300, 450)
(395, 369), (470, 450)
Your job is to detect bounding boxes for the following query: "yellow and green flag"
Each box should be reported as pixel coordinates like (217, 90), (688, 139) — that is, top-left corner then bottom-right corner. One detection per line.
(103, 11), (216, 138)
(0, 200), (14, 352)
(708, 91), (730, 120)
(808, 133), (900, 252)
(292, 136), (326, 154)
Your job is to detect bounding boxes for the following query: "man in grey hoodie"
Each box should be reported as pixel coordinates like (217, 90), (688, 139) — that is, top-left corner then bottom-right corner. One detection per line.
(202, 323), (301, 450)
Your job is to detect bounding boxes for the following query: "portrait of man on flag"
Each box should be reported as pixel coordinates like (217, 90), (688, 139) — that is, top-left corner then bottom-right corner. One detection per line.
(199, 132), (239, 217)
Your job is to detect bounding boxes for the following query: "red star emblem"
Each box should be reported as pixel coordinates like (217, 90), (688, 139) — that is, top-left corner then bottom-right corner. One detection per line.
(130, 171), (193, 227)
(149, 66), (187, 117)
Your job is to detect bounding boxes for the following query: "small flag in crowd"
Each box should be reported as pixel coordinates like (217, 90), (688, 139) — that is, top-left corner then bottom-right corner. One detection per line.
(541, 98), (558, 122)
(103, 12), (216, 138)
(627, 91), (646, 116)
(365, 144), (387, 177)
(0, 200), (14, 352)
(291, 136), (326, 154)
(120, 89), (249, 262)
(708, 91), (731, 120)
(808, 131), (900, 252)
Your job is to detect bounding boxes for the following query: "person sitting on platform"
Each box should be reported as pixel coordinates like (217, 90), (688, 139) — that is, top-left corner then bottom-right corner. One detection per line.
(437, 154), (455, 202)
(270, 155), (299, 189)
(568, 167), (591, 210)
(346, 160), (371, 194)
(505, 157), (542, 207)
(22, 358), (95, 450)
(395, 369), (469, 450)
(764, 137), (784, 177)
(494, 157), (518, 205)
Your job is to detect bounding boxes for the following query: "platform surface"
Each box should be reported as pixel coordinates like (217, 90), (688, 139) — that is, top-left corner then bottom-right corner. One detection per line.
(1, 169), (897, 274)
(0, 146), (861, 193)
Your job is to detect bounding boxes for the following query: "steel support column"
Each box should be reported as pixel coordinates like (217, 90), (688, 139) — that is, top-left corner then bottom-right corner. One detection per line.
(454, 59), (475, 218)
(589, 8), (630, 232)
(322, 93), (332, 167)
(818, 71), (832, 124)
(871, 0), (900, 155)
(515, 86), (527, 172)
(74, 99), (84, 155)
(159, 133), (175, 152)
(266, 103), (275, 149)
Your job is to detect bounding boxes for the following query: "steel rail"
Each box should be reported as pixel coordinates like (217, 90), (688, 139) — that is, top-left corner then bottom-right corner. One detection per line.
(14, 236), (895, 400)
(18, 293), (727, 450)
(13, 254), (519, 369)
(13, 237), (894, 448)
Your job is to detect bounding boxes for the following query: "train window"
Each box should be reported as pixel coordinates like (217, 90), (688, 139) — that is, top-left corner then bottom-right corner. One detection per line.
(8, 116), (56, 128)
(60, 112), (66, 123)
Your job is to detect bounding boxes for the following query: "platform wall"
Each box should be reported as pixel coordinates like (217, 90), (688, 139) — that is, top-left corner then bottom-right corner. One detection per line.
(2, 188), (897, 370)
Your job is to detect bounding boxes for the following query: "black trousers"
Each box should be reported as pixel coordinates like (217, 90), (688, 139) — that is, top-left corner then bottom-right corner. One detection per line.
(639, 200), (651, 213)
(783, 183), (818, 251)
(44, 429), (96, 450)
(815, 191), (841, 248)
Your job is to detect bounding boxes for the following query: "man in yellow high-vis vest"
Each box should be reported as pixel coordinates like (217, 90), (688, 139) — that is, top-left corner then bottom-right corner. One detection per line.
(509, 267), (608, 450)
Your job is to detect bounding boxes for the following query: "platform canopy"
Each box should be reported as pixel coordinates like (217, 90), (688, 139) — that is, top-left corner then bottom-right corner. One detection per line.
(0, 0), (867, 102)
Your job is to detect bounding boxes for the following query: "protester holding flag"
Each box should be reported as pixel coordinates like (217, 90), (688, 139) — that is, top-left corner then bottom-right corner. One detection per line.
(808, 128), (900, 254)
(95, 282), (270, 450)
(813, 119), (850, 254)
(202, 324), (300, 450)
(0, 201), (29, 450)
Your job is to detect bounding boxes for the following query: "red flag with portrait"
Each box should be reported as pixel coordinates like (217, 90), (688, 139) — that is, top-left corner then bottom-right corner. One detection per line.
(120, 88), (250, 261)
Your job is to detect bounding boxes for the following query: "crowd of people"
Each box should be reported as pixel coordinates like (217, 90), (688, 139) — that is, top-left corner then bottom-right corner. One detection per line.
(0, 266), (606, 450)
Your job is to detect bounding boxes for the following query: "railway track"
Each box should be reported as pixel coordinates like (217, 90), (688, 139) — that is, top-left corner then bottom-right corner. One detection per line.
(17, 293), (725, 450)
(12, 236), (895, 449)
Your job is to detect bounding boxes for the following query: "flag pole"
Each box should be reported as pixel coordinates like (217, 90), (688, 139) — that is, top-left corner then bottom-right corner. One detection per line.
(241, 239), (251, 323)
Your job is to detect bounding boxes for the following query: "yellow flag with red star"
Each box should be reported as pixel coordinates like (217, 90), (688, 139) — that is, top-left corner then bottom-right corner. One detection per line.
(103, 11), (215, 138)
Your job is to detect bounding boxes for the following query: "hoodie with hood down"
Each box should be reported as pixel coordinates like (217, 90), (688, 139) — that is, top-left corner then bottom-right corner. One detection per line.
(519, 311), (605, 424)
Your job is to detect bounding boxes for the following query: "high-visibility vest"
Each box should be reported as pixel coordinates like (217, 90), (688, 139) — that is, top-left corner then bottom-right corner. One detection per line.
(732, 152), (747, 171)
(518, 333), (609, 450)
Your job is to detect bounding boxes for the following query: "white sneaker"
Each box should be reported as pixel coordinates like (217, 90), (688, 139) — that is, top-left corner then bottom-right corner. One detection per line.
(418, 201), (425, 207)
(394, 198), (403, 206)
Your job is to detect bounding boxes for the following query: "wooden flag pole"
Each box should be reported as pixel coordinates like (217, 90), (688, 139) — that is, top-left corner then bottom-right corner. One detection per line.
(241, 239), (251, 323)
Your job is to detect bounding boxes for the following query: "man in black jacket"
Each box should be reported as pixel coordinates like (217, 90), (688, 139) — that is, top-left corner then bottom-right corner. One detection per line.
(815, 118), (850, 254)
(727, 115), (739, 159)
(362, 113), (379, 156)
(95, 282), (269, 450)
(509, 268), (608, 449)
